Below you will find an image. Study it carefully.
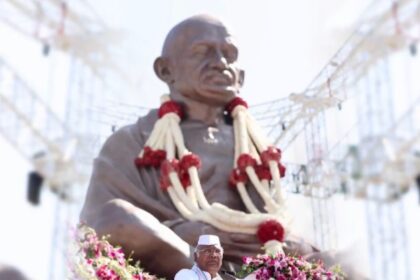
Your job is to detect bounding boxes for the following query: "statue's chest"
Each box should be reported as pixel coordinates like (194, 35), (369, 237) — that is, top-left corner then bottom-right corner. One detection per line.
(182, 124), (264, 212)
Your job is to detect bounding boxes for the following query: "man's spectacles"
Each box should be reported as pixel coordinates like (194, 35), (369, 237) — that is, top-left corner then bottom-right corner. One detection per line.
(197, 248), (223, 256)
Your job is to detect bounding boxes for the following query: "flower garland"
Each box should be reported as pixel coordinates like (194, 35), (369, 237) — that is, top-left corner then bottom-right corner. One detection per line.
(134, 95), (289, 253)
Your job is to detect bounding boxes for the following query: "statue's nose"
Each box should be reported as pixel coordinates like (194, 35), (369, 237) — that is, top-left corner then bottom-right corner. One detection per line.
(210, 49), (229, 69)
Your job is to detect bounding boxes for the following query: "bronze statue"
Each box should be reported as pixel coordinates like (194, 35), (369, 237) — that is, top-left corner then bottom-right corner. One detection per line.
(0, 264), (28, 280)
(80, 14), (316, 279)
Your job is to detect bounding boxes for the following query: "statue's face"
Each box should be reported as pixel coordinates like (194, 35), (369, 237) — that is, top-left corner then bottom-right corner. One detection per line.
(169, 21), (243, 106)
(195, 245), (223, 276)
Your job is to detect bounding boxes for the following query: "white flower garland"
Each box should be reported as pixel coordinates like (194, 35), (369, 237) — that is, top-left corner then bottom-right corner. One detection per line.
(136, 95), (290, 251)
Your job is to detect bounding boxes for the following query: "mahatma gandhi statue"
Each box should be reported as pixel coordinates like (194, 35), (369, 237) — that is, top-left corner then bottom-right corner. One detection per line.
(81, 14), (319, 279)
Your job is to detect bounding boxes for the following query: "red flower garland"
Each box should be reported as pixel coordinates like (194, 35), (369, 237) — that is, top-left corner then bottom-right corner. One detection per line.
(137, 98), (288, 196)
(255, 164), (272, 181)
(160, 159), (179, 176)
(261, 146), (282, 166)
(257, 219), (285, 244)
(158, 100), (184, 119)
(178, 154), (200, 189)
(159, 176), (171, 191)
(180, 153), (201, 171)
(237, 153), (257, 173)
(159, 159), (179, 190)
(279, 163), (286, 178)
(151, 150), (166, 168)
(225, 97), (248, 116)
(134, 157), (145, 168)
(134, 146), (167, 168)
(179, 171), (191, 188)
(229, 168), (249, 187)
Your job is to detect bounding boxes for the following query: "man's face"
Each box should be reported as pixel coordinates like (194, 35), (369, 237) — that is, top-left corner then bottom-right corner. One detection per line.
(169, 22), (243, 106)
(195, 245), (223, 276)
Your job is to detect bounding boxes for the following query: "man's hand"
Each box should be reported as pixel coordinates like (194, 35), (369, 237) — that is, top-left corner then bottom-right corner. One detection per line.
(172, 220), (263, 263)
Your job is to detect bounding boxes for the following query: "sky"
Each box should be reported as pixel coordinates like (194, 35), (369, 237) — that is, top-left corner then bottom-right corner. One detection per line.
(94, 0), (368, 107)
(3, 1), (419, 279)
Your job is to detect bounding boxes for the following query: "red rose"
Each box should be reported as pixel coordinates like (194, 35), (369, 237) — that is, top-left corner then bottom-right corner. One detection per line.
(257, 219), (285, 243)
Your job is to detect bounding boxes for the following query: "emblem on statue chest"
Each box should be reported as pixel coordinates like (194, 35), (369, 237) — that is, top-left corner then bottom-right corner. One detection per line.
(203, 126), (219, 144)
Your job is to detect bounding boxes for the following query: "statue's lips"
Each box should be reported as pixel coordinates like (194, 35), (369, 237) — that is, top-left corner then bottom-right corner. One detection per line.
(202, 71), (233, 86)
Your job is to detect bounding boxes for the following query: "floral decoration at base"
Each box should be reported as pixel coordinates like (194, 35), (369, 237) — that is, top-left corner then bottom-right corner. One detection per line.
(70, 224), (164, 280)
(236, 253), (345, 280)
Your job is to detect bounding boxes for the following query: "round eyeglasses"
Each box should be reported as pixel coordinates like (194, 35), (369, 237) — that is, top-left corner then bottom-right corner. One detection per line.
(197, 248), (223, 256)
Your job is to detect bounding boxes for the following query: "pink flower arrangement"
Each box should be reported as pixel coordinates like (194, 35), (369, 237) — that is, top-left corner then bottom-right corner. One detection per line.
(236, 253), (345, 280)
(71, 224), (162, 280)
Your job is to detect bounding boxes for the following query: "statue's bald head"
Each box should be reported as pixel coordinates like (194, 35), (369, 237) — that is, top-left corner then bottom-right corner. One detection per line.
(154, 14), (244, 106)
(161, 15), (232, 58)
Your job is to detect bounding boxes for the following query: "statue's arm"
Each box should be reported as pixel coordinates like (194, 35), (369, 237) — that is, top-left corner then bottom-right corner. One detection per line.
(81, 123), (178, 224)
(80, 123), (194, 277)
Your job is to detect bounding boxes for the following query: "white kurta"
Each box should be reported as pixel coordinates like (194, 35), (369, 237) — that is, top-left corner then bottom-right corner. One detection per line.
(174, 264), (223, 280)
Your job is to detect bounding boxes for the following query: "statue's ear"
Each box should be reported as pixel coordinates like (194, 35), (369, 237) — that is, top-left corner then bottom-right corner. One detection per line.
(238, 69), (245, 87)
(154, 57), (174, 84)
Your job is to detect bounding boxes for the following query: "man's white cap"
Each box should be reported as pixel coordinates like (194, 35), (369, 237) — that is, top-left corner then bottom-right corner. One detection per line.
(197, 234), (221, 247)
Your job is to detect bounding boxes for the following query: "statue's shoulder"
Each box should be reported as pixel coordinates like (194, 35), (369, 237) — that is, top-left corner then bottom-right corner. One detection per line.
(105, 109), (158, 144)
(134, 108), (159, 138)
(99, 109), (158, 155)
